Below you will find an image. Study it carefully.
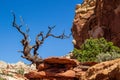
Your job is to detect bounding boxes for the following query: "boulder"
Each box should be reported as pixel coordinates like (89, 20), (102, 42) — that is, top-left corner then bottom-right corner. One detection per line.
(44, 57), (79, 65)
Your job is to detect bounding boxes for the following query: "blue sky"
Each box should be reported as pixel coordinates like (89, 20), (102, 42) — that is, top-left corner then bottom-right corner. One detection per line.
(0, 0), (82, 63)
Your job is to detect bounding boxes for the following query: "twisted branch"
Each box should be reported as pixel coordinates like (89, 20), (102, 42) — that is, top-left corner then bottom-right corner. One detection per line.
(12, 13), (71, 65)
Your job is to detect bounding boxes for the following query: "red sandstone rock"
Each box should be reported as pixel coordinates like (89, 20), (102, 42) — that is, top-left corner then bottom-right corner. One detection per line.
(72, 0), (95, 49)
(25, 57), (79, 80)
(57, 70), (75, 78)
(25, 58), (120, 80)
(72, 0), (120, 49)
(44, 57), (79, 66)
(37, 63), (50, 71)
(37, 57), (79, 71)
(79, 58), (120, 80)
(25, 70), (76, 79)
(37, 63), (45, 71)
(25, 71), (46, 78)
(24, 58), (120, 80)
(81, 62), (98, 66)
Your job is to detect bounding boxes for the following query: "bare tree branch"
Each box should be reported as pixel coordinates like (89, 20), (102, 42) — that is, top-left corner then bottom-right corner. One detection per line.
(12, 13), (71, 66)
(12, 13), (43, 64)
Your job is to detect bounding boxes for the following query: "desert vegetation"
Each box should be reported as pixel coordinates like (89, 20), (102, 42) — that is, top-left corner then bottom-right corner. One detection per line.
(72, 38), (120, 62)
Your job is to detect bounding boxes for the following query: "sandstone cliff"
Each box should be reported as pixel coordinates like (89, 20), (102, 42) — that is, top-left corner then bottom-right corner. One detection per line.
(72, 0), (120, 49)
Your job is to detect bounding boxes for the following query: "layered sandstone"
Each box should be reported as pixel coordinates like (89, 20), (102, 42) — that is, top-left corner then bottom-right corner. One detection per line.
(25, 57), (80, 80)
(25, 57), (120, 80)
(79, 58), (120, 80)
(72, 0), (120, 49)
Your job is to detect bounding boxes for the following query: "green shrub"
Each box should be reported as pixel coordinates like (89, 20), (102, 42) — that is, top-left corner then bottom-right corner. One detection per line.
(7, 74), (13, 77)
(97, 52), (120, 62)
(72, 38), (120, 62)
(17, 68), (24, 75)
(0, 78), (5, 80)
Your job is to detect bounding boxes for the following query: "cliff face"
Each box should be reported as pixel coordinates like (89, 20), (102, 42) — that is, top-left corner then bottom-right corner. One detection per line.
(72, 0), (120, 49)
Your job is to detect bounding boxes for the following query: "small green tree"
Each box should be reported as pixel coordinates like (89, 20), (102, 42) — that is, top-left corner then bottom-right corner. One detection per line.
(72, 38), (120, 62)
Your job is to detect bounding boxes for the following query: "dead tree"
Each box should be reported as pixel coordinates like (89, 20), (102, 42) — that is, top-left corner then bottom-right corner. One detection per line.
(12, 13), (71, 66)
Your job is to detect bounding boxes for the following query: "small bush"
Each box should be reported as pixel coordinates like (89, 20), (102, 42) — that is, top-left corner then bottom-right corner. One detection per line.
(97, 52), (120, 62)
(17, 68), (24, 75)
(0, 78), (5, 80)
(72, 38), (120, 62)
(7, 74), (13, 77)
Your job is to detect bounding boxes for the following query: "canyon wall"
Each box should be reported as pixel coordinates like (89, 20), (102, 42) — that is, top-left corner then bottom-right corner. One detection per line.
(72, 0), (120, 49)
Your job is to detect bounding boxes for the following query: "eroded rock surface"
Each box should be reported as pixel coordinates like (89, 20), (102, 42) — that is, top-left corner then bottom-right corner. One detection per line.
(25, 57), (80, 80)
(25, 57), (120, 80)
(72, 0), (120, 49)
(72, 0), (96, 49)
(79, 58), (120, 80)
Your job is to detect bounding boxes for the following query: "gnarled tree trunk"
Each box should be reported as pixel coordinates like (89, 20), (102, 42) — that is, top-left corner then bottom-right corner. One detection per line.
(12, 13), (71, 67)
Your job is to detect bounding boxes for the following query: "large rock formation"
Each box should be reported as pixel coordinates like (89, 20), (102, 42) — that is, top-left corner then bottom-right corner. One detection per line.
(25, 57), (80, 80)
(25, 57), (120, 80)
(72, 0), (120, 49)
(79, 58), (120, 80)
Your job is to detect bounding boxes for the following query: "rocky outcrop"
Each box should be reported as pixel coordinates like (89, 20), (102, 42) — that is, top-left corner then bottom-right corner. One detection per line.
(79, 58), (120, 80)
(25, 57), (80, 80)
(72, 0), (96, 49)
(25, 57), (120, 80)
(72, 0), (120, 49)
